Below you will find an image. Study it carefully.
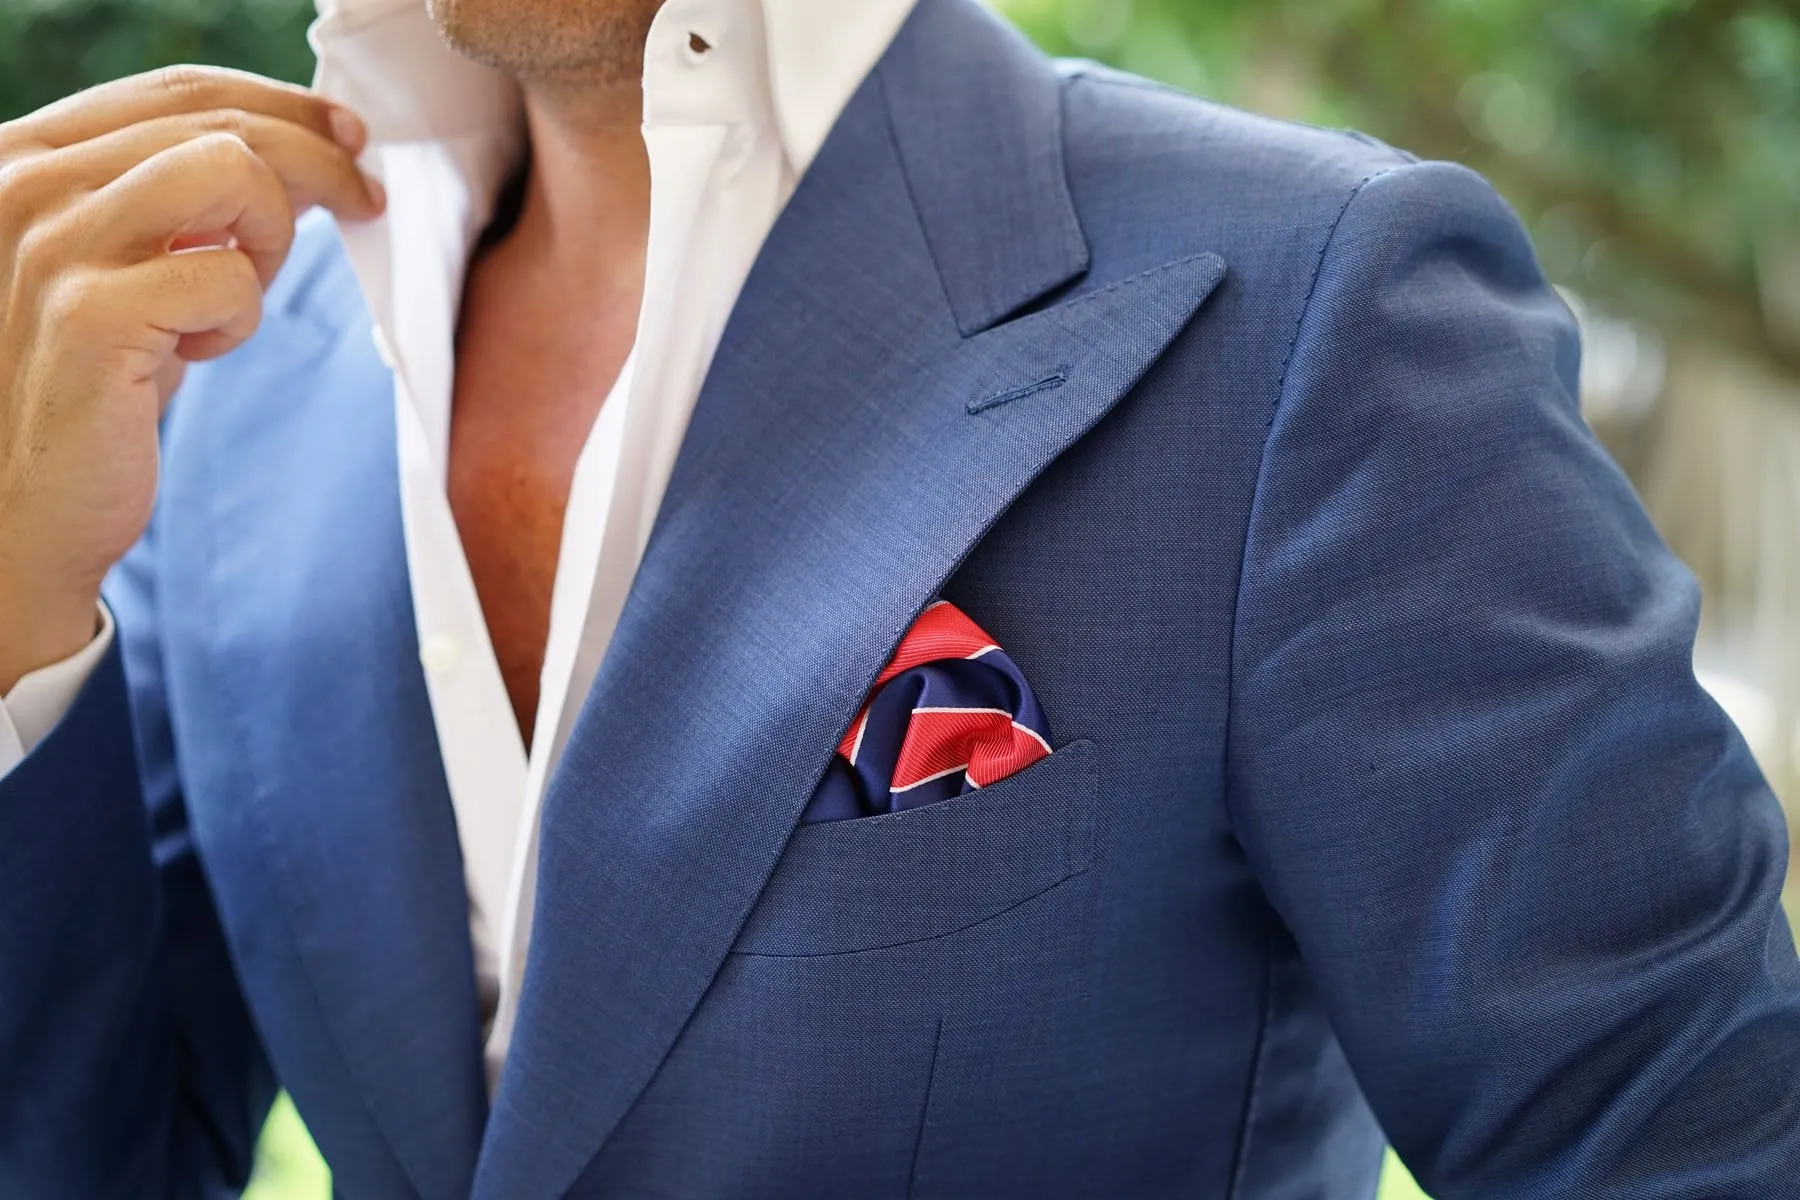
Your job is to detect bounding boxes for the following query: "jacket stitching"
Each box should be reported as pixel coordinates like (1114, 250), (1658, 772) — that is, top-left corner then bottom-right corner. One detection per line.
(1218, 162), (1407, 840)
(968, 370), (1068, 414)
(906, 1018), (945, 1198)
(732, 868), (1089, 960)
(1227, 934), (1279, 1197)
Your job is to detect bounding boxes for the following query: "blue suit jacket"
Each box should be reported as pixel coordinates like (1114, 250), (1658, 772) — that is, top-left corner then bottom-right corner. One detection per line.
(4, 2), (1798, 1196)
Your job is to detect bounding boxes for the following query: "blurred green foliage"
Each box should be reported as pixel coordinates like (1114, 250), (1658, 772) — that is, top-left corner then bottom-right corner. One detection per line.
(0, 0), (316, 118)
(1002, 0), (1800, 381)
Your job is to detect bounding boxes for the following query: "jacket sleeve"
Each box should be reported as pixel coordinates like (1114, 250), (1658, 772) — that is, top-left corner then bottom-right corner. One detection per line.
(1226, 159), (1800, 1196)
(0, 604), (115, 774)
(0, 511), (276, 1197)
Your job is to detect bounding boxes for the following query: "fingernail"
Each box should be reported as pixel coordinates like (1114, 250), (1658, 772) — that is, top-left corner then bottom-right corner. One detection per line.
(329, 107), (367, 153)
(363, 172), (387, 212)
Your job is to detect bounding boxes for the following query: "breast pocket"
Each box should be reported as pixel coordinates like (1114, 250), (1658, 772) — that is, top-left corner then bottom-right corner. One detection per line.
(594, 742), (1105, 1198)
(732, 739), (1100, 957)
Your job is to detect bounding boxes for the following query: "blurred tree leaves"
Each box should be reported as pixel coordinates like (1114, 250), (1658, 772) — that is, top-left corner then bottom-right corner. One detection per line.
(3, 0), (1796, 378)
(0, 0), (316, 119)
(1002, 0), (1800, 382)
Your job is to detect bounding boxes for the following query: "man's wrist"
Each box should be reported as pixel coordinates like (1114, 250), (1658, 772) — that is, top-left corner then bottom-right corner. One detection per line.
(0, 580), (104, 696)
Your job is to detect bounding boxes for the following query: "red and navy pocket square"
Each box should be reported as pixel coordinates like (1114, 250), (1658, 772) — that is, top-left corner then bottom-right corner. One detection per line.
(803, 601), (1052, 823)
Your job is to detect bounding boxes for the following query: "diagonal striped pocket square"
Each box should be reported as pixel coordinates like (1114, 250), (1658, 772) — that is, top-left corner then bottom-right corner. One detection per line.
(803, 601), (1052, 823)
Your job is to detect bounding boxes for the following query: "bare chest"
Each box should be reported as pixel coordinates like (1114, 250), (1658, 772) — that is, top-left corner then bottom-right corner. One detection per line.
(446, 303), (634, 741)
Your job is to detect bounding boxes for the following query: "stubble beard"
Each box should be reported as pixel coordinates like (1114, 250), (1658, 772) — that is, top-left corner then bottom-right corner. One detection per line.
(427, 0), (666, 88)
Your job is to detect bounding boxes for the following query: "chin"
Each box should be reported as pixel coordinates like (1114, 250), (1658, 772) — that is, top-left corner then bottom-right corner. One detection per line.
(426, 0), (663, 81)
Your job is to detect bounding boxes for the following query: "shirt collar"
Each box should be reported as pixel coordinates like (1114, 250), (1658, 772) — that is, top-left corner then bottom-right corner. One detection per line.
(309, 0), (918, 178)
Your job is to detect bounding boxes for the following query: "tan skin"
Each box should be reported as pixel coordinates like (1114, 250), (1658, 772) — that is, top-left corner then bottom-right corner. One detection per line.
(0, 1), (667, 747)
(420, 0), (665, 741)
(448, 101), (651, 744)
(0, 67), (385, 691)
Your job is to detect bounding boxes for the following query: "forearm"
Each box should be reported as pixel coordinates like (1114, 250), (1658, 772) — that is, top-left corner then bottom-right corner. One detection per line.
(0, 601), (116, 773)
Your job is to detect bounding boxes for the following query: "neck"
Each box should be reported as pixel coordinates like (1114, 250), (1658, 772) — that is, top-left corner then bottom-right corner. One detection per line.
(493, 78), (652, 294)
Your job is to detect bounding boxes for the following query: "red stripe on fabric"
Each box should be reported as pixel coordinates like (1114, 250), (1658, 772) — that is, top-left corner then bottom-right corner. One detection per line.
(837, 602), (1008, 759)
(891, 708), (1019, 790)
(837, 711), (870, 761)
(870, 603), (997, 691)
(966, 729), (1049, 788)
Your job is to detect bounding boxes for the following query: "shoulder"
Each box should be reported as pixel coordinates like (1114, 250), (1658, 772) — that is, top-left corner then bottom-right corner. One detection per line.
(1053, 62), (1518, 282)
(1058, 60), (1414, 191)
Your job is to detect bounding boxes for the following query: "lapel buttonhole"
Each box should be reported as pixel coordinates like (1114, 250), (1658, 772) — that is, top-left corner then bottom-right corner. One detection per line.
(968, 370), (1069, 416)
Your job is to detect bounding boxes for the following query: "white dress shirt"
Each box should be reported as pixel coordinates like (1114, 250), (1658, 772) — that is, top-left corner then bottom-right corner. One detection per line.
(0, 0), (917, 1086)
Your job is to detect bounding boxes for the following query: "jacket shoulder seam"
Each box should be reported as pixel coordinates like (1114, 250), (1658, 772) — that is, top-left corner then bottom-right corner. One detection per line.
(1268, 164), (1406, 407)
(1219, 160), (1409, 838)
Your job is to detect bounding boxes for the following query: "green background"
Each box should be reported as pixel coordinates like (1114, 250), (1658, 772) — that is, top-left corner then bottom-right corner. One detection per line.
(6, 1), (1796, 1196)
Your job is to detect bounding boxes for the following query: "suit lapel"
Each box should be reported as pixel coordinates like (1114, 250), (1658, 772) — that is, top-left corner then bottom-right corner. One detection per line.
(170, 300), (488, 1199)
(476, 2), (1227, 1194)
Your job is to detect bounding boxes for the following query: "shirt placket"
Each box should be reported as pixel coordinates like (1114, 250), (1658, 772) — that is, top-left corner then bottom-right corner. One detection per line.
(483, 9), (756, 1082)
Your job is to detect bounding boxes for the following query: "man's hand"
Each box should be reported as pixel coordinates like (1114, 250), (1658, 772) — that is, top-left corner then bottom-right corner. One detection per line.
(0, 66), (385, 692)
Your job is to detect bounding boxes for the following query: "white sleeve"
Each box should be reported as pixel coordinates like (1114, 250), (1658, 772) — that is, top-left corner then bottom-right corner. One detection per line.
(0, 604), (117, 778)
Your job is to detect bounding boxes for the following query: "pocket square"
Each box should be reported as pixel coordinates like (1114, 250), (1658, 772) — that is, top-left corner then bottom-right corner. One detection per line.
(803, 601), (1052, 823)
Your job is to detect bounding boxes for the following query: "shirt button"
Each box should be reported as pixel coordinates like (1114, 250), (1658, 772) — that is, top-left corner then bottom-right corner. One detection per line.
(371, 327), (397, 369)
(419, 632), (464, 677)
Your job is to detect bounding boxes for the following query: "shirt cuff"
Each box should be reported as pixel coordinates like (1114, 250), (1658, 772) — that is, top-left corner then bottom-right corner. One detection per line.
(0, 603), (116, 778)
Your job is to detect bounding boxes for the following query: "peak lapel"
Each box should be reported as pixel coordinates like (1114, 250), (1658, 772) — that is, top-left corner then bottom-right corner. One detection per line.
(476, 3), (1227, 1194)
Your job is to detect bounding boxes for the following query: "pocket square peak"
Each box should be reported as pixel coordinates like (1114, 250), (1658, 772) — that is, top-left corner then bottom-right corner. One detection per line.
(803, 601), (1052, 823)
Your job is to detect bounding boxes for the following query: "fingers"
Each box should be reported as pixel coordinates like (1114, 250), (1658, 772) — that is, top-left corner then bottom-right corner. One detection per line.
(81, 244), (266, 363)
(88, 133), (297, 287)
(13, 65), (361, 157)
(36, 108), (382, 223)
(0, 65), (383, 310)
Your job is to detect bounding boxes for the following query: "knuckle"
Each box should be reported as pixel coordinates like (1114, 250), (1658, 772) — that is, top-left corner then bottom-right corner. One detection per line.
(0, 157), (41, 222)
(0, 121), (34, 165)
(12, 213), (74, 281)
(0, 151), (55, 209)
(152, 65), (223, 108)
(196, 107), (255, 143)
(193, 130), (259, 179)
(201, 127), (253, 158)
(36, 268), (97, 337)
